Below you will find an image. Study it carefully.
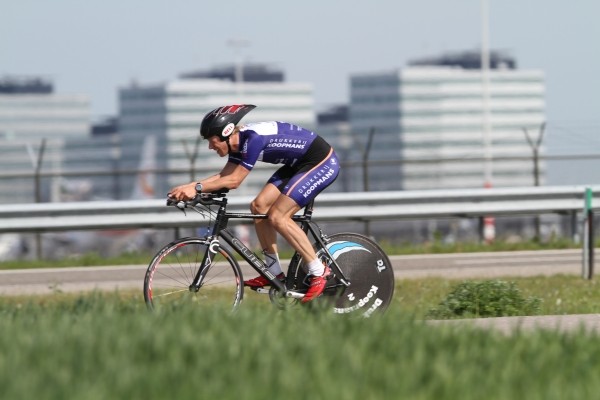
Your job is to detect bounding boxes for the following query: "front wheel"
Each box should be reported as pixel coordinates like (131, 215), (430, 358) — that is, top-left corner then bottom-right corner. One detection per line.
(144, 237), (244, 311)
(287, 232), (395, 317)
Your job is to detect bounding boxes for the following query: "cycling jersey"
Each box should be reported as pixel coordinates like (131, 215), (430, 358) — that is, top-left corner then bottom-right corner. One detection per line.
(228, 121), (322, 169)
(228, 121), (340, 207)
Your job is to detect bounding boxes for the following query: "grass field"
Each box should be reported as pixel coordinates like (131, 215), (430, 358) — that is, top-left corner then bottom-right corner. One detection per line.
(396, 275), (600, 317)
(2, 274), (600, 399)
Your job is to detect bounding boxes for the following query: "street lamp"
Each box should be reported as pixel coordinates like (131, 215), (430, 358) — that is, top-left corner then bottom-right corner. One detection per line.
(227, 38), (250, 95)
(481, 0), (495, 243)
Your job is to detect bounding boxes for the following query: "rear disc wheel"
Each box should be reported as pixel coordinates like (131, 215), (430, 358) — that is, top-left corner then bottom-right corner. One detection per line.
(288, 232), (394, 316)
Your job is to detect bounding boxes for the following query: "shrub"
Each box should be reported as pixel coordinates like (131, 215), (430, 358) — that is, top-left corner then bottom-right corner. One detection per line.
(427, 280), (541, 319)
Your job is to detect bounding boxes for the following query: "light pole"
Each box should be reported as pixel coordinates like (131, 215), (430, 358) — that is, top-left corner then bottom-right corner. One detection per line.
(182, 136), (202, 182)
(481, 0), (492, 186)
(362, 127), (376, 192)
(481, 0), (495, 244)
(227, 38), (250, 96)
(111, 146), (122, 200)
(26, 139), (46, 259)
(362, 127), (376, 237)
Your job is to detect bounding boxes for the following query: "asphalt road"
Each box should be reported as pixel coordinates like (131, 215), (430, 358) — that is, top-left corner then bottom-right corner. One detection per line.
(0, 248), (586, 296)
(1, 248), (597, 334)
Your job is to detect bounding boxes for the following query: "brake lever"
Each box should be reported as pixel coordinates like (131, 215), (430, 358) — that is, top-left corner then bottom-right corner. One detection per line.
(176, 201), (187, 216)
(167, 197), (187, 216)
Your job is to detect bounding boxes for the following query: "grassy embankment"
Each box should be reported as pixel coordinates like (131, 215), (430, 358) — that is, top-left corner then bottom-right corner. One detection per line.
(2, 230), (599, 400)
(2, 283), (600, 400)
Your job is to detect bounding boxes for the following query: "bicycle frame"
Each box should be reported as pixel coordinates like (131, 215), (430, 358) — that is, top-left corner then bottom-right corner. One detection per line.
(188, 196), (350, 297)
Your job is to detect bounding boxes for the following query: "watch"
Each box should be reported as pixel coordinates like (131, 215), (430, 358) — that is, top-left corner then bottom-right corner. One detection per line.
(195, 182), (203, 193)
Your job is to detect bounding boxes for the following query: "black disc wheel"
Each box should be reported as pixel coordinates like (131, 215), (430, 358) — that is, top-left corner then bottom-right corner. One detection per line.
(288, 233), (394, 317)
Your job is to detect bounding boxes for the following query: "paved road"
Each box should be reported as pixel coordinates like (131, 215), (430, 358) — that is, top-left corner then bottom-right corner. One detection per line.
(0, 249), (586, 295)
(1, 248), (596, 334)
(392, 248), (584, 279)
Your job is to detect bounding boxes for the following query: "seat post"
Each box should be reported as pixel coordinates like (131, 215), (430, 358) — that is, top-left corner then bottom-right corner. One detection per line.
(303, 200), (315, 217)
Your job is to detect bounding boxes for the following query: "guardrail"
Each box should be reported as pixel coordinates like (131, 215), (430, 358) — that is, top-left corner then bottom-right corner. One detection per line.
(1, 185), (598, 277)
(1, 185), (598, 233)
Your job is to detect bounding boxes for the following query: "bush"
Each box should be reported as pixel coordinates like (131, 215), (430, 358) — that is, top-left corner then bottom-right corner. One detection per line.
(427, 280), (541, 319)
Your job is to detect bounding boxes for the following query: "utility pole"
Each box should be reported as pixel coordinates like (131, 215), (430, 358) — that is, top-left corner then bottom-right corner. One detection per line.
(523, 122), (546, 187)
(362, 127), (376, 237)
(227, 38), (250, 96)
(362, 127), (376, 192)
(27, 139), (46, 260)
(523, 122), (546, 240)
(481, 0), (492, 187)
(182, 136), (202, 182)
(480, 0), (495, 244)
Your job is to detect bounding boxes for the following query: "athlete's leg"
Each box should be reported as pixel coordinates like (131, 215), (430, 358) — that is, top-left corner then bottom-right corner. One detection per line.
(244, 183), (284, 288)
(267, 195), (331, 302)
(273, 150), (340, 301)
(250, 183), (281, 254)
(266, 195), (318, 266)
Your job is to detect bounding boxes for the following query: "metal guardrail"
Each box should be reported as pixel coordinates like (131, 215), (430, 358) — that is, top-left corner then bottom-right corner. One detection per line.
(1, 185), (598, 233)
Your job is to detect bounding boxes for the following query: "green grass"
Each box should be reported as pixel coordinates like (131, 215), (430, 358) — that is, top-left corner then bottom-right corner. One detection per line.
(396, 275), (600, 318)
(0, 251), (155, 270)
(379, 236), (579, 255)
(1, 288), (600, 400)
(2, 234), (596, 398)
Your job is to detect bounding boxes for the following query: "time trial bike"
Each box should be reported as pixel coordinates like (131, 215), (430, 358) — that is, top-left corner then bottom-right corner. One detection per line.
(143, 190), (394, 317)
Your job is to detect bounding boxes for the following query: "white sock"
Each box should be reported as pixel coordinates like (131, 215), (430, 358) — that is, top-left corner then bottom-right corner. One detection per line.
(306, 258), (325, 276)
(264, 252), (283, 275)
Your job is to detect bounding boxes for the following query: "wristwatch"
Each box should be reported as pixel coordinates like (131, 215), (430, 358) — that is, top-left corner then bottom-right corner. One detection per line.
(195, 182), (203, 193)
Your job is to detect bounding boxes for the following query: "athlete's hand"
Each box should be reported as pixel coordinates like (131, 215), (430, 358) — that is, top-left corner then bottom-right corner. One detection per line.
(167, 182), (197, 201)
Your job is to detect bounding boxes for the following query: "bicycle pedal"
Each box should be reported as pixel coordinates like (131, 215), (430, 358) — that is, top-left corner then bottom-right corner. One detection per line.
(251, 287), (270, 294)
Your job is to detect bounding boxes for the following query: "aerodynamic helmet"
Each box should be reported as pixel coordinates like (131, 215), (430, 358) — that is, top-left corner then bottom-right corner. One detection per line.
(199, 104), (256, 141)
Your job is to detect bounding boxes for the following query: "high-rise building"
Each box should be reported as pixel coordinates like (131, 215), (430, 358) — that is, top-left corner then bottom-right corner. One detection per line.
(118, 64), (315, 196)
(316, 105), (352, 192)
(0, 76), (90, 142)
(349, 51), (546, 191)
(0, 76), (90, 203)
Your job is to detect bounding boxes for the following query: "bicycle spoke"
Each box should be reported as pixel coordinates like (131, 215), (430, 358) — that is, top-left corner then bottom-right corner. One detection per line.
(144, 238), (243, 311)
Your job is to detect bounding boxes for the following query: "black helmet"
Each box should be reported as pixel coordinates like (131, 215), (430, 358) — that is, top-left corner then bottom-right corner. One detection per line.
(200, 104), (256, 141)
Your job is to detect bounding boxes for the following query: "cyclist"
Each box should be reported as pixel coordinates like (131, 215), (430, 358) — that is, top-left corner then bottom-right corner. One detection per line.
(168, 104), (340, 302)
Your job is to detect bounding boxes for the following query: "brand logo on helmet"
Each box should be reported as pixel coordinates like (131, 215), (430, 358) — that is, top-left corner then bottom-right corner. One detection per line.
(213, 105), (246, 115)
(222, 123), (235, 138)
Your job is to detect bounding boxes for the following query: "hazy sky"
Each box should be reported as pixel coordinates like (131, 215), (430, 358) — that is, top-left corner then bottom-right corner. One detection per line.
(2, 0), (599, 170)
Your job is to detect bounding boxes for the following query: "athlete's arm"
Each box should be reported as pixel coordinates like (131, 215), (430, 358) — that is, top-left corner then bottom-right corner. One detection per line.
(199, 163), (250, 192)
(168, 162), (251, 200)
(199, 161), (238, 184)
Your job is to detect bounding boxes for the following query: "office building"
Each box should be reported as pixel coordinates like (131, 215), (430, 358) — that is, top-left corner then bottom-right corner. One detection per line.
(349, 51), (546, 191)
(118, 64), (316, 196)
(0, 76), (90, 203)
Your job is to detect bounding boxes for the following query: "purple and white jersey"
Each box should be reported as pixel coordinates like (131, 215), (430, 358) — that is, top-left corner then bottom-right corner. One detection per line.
(228, 121), (319, 170)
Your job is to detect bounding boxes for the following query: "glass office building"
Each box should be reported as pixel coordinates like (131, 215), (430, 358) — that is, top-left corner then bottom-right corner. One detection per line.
(118, 64), (316, 196)
(350, 52), (546, 191)
(0, 77), (90, 203)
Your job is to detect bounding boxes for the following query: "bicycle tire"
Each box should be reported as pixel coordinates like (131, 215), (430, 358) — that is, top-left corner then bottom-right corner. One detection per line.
(287, 232), (394, 316)
(144, 237), (244, 311)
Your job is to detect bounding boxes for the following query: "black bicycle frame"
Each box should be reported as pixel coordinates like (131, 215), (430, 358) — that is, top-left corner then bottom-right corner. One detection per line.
(189, 197), (350, 294)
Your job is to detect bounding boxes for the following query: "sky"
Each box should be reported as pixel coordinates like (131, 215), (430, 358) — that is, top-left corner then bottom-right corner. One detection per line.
(2, 0), (600, 183)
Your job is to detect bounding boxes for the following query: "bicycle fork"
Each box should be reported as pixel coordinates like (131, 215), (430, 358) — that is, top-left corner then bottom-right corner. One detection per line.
(189, 237), (222, 292)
